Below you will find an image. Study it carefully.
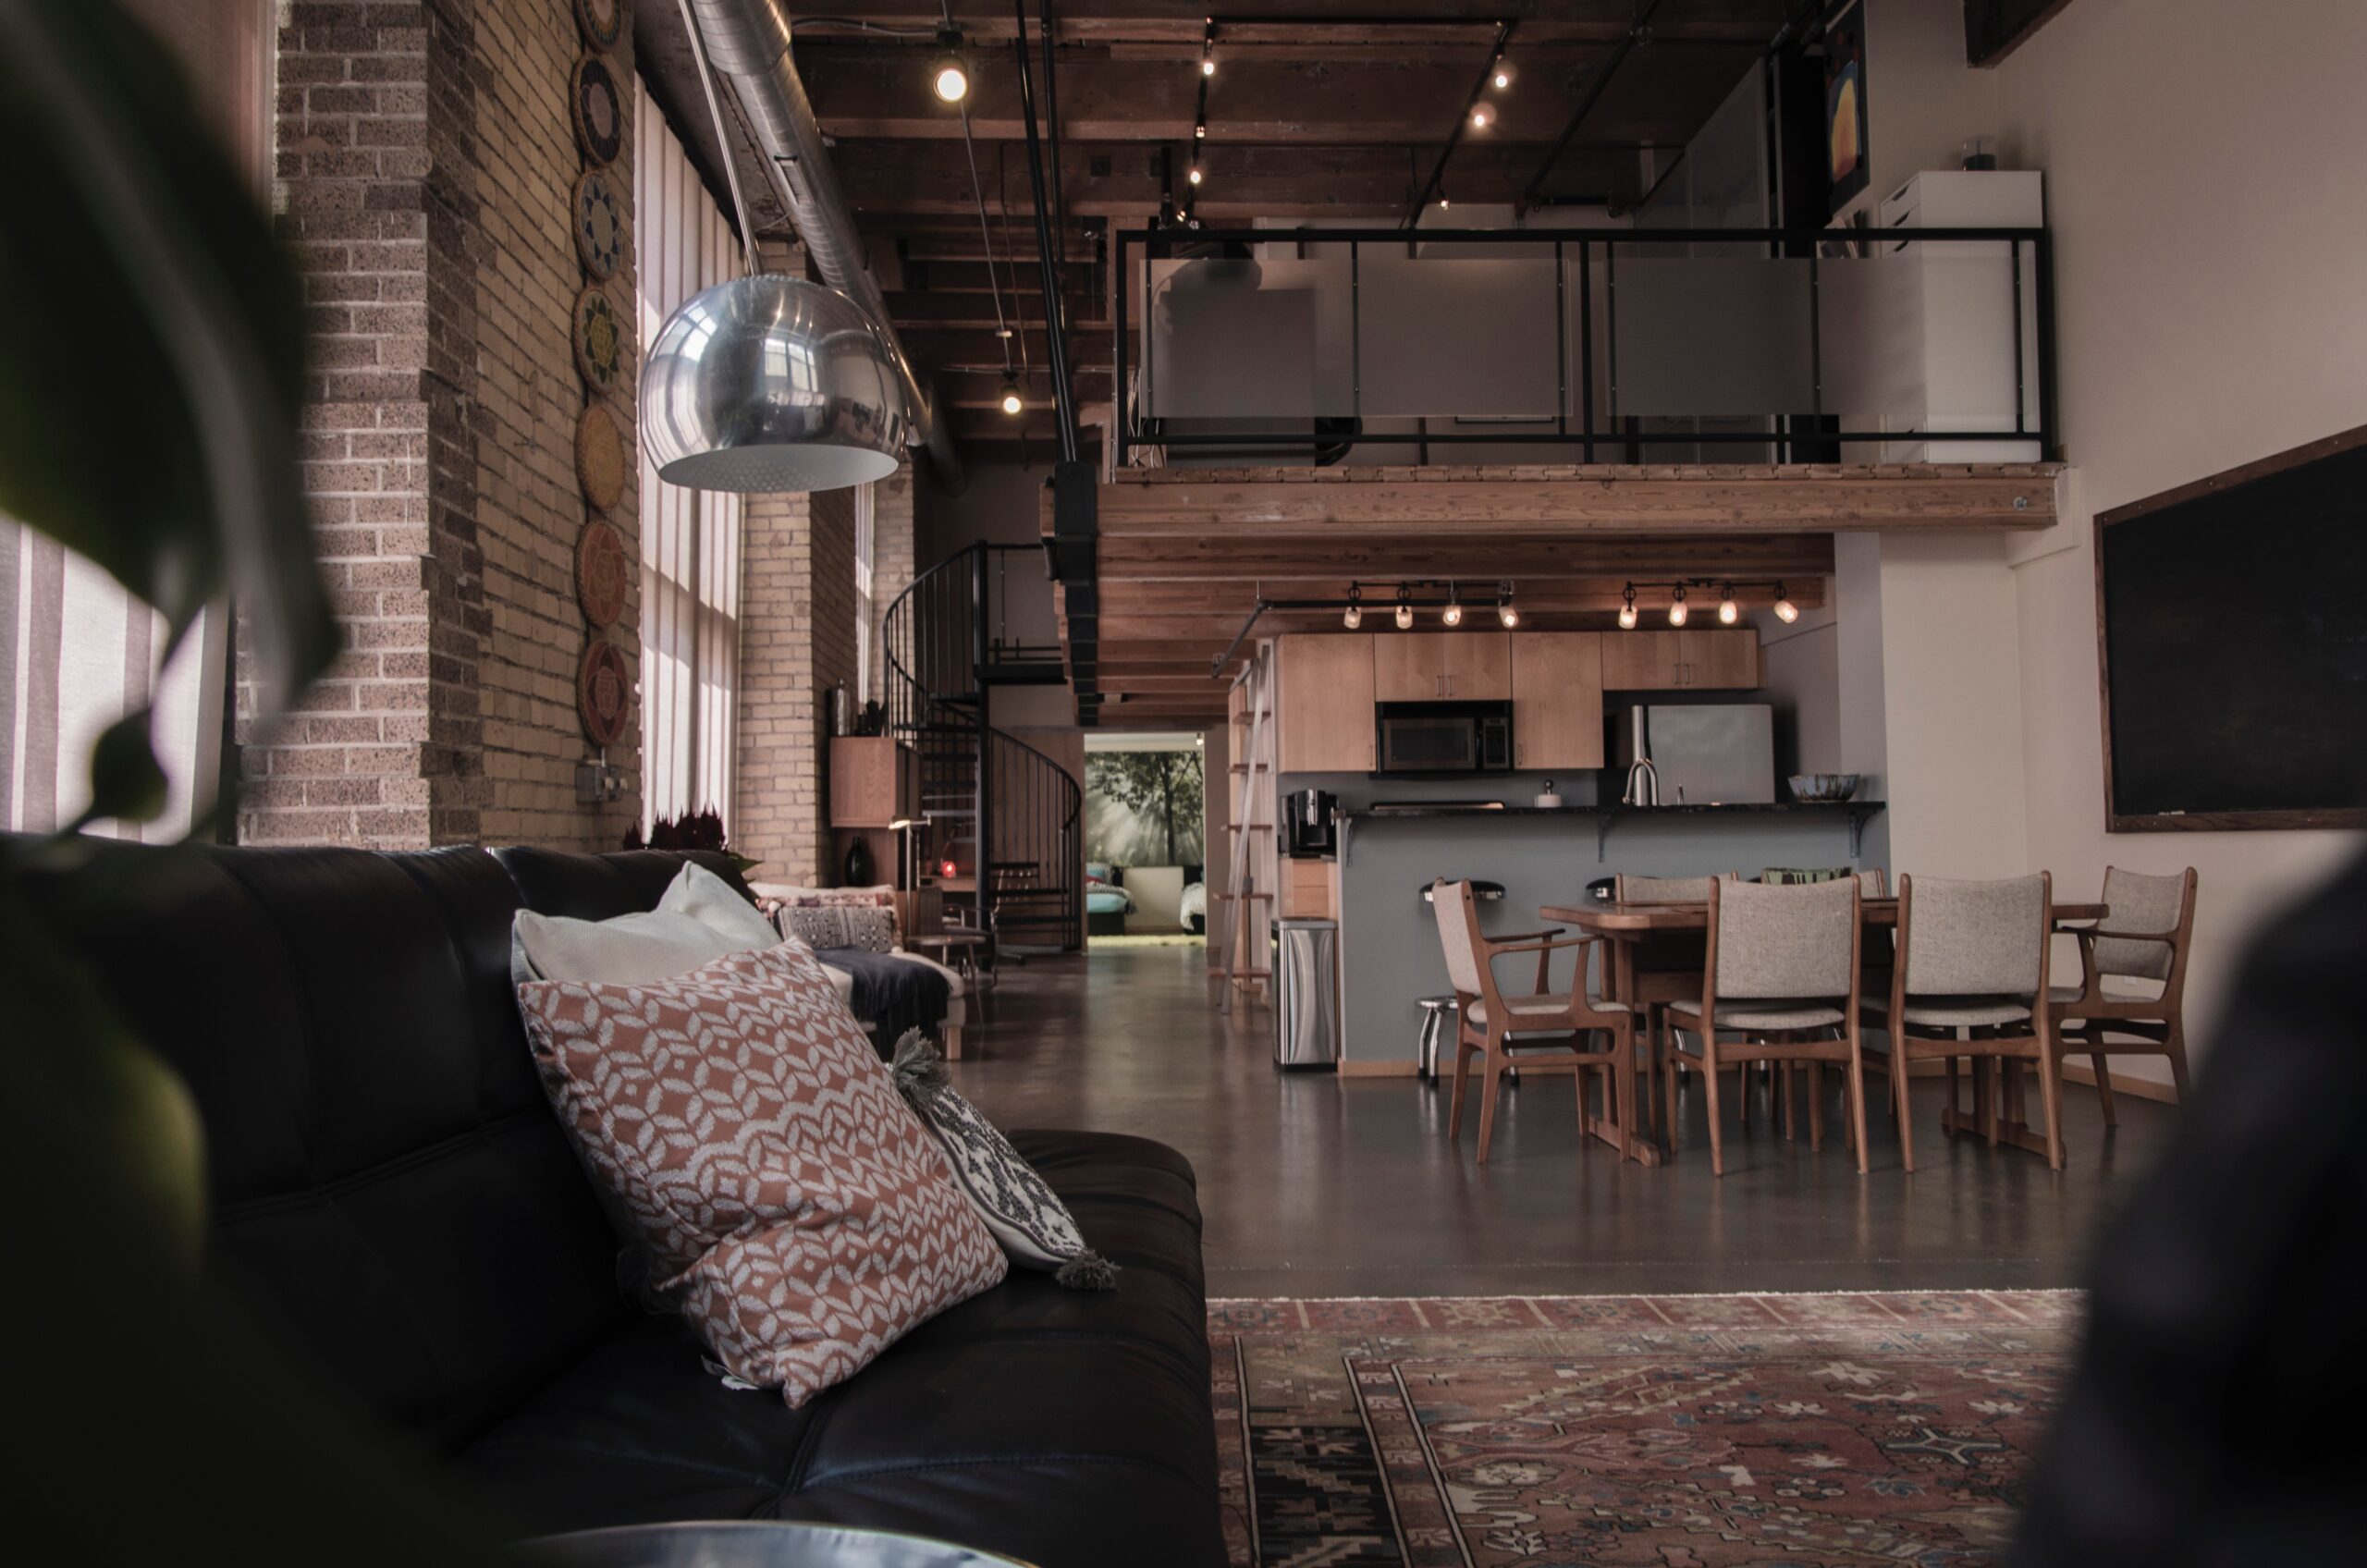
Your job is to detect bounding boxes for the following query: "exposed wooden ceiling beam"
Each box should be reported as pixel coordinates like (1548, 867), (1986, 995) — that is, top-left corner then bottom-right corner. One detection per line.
(782, 3), (1792, 46)
(1088, 466), (2066, 535)
(800, 46), (1747, 147)
(1091, 533), (1836, 581)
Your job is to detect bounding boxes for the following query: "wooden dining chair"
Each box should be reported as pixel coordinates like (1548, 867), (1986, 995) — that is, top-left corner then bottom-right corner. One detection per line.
(1431, 879), (1633, 1164)
(1861, 872), (2063, 1170)
(1613, 874), (1729, 1144)
(2047, 866), (2199, 1119)
(1662, 877), (1870, 1176)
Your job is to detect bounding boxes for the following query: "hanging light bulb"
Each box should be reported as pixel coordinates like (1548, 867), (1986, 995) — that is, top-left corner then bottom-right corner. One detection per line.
(1394, 585), (1415, 631)
(1187, 163), (1203, 186)
(1497, 582), (1519, 629)
(1773, 583), (1800, 624)
(1492, 54), (1515, 91)
(1436, 194), (1451, 211)
(1441, 585), (1464, 627)
(999, 375), (1023, 416)
(1617, 584), (1638, 631)
(1343, 585), (1363, 631)
(1718, 583), (1738, 624)
(1470, 103), (1494, 130)
(930, 29), (970, 104)
(1668, 586), (1689, 627)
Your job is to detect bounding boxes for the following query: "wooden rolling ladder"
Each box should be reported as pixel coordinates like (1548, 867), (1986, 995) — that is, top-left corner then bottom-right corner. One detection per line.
(1212, 642), (1276, 1011)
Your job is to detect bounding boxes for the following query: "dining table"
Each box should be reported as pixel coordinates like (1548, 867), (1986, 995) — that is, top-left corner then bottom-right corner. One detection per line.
(1539, 896), (2111, 1162)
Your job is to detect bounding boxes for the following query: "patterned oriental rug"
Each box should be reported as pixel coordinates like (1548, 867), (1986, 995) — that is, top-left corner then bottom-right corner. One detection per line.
(1209, 1292), (2081, 1567)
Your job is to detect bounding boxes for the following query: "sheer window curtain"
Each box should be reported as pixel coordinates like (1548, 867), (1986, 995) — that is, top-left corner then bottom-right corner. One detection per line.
(635, 82), (745, 833)
(1, 0), (264, 839)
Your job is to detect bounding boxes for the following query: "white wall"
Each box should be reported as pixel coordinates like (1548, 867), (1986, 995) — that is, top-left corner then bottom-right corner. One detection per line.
(1861, 0), (2367, 1072)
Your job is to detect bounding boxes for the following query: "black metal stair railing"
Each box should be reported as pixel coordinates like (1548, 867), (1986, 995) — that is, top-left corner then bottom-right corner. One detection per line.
(881, 543), (1081, 950)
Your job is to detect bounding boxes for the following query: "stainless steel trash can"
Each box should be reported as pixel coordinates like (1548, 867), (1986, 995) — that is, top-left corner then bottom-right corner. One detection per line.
(1273, 917), (1339, 1070)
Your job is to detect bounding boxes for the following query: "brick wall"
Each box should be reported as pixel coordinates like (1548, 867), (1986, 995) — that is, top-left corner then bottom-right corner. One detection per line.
(733, 487), (858, 886)
(867, 466), (916, 703)
(245, 0), (637, 850)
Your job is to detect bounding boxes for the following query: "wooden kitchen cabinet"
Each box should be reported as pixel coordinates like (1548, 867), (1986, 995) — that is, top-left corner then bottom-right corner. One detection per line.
(1371, 632), (1510, 702)
(829, 736), (916, 827)
(1600, 628), (1760, 690)
(1511, 632), (1604, 770)
(1275, 634), (1376, 773)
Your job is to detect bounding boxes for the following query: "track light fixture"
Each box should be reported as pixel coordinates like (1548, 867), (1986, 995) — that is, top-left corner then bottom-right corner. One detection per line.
(1491, 53), (1514, 90)
(1470, 103), (1493, 130)
(930, 28), (969, 104)
(1441, 583), (1463, 627)
(1395, 584), (1415, 631)
(1668, 585), (1688, 627)
(1187, 163), (1203, 186)
(1343, 585), (1362, 631)
(1194, 118), (1206, 139)
(1496, 582), (1518, 629)
(1617, 583), (1638, 631)
(1200, 18), (1217, 76)
(1773, 584), (1800, 624)
(1718, 583), (1738, 624)
(999, 375), (1023, 416)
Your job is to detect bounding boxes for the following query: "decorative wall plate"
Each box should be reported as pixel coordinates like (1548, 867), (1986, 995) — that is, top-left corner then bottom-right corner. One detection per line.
(575, 0), (626, 51)
(575, 520), (632, 629)
(572, 285), (626, 396)
(571, 53), (625, 168)
(574, 399), (628, 510)
(572, 167), (627, 281)
(578, 638), (632, 747)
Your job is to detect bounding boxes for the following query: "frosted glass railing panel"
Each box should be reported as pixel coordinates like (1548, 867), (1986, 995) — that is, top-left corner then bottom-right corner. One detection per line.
(1145, 257), (1352, 419)
(1915, 251), (2034, 433)
(1815, 255), (1927, 431)
(1357, 256), (1560, 418)
(1598, 256), (1813, 417)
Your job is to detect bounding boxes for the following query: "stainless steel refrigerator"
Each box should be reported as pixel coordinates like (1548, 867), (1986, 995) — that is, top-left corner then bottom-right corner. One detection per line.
(1272, 917), (1340, 1069)
(1612, 704), (1776, 805)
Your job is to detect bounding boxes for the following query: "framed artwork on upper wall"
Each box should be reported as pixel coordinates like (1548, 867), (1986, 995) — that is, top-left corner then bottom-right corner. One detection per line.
(1822, 1), (1870, 215)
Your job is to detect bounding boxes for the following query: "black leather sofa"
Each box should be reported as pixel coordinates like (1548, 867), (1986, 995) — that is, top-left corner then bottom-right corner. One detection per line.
(35, 839), (1223, 1568)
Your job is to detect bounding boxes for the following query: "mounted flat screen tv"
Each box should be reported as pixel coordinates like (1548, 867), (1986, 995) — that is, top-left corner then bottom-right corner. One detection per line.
(2095, 424), (2367, 831)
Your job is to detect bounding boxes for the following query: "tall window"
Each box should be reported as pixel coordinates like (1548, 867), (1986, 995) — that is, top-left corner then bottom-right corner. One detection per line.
(852, 483), (876, 708)
(634, 82), (744, 831)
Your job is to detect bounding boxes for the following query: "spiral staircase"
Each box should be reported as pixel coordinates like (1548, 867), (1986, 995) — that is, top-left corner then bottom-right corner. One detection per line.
(881, 543), (1083, 952)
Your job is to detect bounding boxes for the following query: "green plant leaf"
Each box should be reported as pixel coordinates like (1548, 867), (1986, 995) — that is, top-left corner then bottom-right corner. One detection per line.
(81, 708), (170, 827)
(0, 0), (334, 709)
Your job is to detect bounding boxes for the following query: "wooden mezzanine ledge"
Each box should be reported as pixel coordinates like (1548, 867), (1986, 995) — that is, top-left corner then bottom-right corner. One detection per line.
(1047, 461), (2065, 726)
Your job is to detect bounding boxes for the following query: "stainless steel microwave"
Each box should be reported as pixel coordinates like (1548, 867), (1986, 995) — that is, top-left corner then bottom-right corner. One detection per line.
(1374, 701), (1515, 775)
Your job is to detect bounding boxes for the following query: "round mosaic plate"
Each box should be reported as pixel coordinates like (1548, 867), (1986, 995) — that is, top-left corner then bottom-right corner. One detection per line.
(575, 398), (628, 510)
(575, 520), (632, 629)
(572, 167), (627, 281)
(571, 53), (625, 168)
(575, 0), (626, 51)
(578, 637), (632, 747)
(572, 285), (626, 396)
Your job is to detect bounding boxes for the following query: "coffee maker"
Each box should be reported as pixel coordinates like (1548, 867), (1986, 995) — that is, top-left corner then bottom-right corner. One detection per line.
(1282, 789), (1338, 856)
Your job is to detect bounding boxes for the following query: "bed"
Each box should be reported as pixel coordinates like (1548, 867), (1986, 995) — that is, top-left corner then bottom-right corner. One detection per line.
(1085, 864), (1135, 937)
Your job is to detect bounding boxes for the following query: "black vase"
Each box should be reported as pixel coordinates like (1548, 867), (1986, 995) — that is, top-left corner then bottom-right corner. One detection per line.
(842, 835), (874, 888)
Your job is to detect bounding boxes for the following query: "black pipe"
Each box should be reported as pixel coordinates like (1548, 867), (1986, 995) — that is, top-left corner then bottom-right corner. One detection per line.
(1517, 0), (1662, 218)
(1404, 20), (1514, 230)
(1040, 0), (1068, 300)
(1012, 1), (1079, 463)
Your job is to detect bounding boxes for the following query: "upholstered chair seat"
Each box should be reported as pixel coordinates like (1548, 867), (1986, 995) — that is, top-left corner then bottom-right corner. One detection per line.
(1864, 994), (2034, 1028)
(1466, 991), (1615, 1026)
(1665, 999), (1846, 1032)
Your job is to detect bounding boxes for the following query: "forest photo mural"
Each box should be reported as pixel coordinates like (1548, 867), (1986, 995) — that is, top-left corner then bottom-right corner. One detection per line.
(1085, 749), (1205, 868)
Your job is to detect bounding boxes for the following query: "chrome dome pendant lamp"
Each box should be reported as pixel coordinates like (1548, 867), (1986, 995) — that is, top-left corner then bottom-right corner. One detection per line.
(638, 0), (912, 494)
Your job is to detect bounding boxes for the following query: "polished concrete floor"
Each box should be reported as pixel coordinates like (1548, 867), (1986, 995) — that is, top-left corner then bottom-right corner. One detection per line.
(948, 946), (2179, 1299)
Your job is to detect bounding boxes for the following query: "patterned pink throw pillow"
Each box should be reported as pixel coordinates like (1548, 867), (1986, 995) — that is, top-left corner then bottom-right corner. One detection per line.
(518, 943), (1006, 1405)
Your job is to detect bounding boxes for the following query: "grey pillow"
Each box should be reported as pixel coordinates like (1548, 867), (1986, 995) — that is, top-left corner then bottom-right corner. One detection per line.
(778, 906), (852, 950)
(511, 863), (776, 985)
(660, 861), (779, 950)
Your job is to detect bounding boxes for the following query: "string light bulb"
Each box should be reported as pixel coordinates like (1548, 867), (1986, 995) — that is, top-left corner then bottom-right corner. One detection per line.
(1441, 585), (1463, 627)
(1496, 582), (1519, 629)
(930, 29), (969, 104)
(1718, 583), (1738, 624)
(1773, 584), (1800, 624)
(1394, 585), (1414, 631)
(1617, 584), (1638, 631)
(1668, 586), (1689, 627)
(999, 375), (1022, 416)
(1343, 585), (1363, 631)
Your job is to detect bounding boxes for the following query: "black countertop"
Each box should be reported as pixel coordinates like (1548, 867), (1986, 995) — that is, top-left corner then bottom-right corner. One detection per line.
(1343, 801), (1882, 821)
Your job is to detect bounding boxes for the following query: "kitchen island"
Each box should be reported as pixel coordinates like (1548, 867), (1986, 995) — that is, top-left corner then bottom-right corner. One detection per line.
(1314, 795), (1884, 1073)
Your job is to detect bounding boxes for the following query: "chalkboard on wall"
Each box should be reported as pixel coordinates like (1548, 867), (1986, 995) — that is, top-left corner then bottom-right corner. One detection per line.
(2095, 424), (2367, 832)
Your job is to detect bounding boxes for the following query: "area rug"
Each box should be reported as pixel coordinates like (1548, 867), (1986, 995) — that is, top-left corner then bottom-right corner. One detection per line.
(1209, 1292), (2082, 1567)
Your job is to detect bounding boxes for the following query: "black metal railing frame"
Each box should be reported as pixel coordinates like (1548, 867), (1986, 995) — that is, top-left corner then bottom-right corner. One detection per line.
(1112, 224), (2057, 464)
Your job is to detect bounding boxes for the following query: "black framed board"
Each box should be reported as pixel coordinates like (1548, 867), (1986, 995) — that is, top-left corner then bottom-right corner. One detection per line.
(2095, 424), (2367, 832)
